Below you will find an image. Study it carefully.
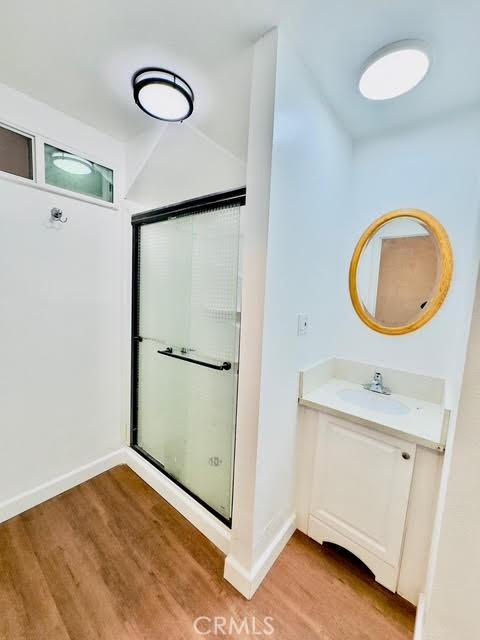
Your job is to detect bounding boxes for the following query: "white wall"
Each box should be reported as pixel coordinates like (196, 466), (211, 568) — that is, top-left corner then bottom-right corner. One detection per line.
(225, 30), (279, 593)
(421, 272), (480, 640)
(254, 33), (352, 547)
(226, 36), (480, 605)
(0, 84), (126, 507)
(0, 82), (123, 173)
(226, 29), (353, 595)
(126, 122), (246, 210)
(330, 113), (480, 629)
(335, 110), (480, 402)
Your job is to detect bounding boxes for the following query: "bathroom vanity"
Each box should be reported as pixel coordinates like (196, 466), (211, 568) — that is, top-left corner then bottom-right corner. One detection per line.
(296, 358), (448, 605)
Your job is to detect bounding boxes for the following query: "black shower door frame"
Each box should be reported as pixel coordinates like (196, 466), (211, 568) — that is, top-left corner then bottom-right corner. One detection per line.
(130, 187), (246, 527)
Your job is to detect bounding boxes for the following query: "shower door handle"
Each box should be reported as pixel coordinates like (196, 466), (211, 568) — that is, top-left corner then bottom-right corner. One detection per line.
(157, 347), (232, 371)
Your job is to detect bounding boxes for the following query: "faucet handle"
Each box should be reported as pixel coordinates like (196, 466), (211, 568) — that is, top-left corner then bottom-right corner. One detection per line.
(364, 371), (391, 395)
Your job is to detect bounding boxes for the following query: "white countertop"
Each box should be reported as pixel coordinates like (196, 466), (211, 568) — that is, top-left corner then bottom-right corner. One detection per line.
(299, 378), (447, 452)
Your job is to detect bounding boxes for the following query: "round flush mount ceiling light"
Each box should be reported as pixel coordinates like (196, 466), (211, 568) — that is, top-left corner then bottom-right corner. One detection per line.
(132, 68), (194, 122)
(359, 40), (430, 100)
(52, 151), (93, 175)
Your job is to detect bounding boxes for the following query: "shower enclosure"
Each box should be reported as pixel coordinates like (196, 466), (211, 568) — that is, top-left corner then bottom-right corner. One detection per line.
(130, 189), (245, 525)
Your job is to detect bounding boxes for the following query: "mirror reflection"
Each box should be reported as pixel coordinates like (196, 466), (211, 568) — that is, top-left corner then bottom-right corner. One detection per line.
(356, 217), (441, 328)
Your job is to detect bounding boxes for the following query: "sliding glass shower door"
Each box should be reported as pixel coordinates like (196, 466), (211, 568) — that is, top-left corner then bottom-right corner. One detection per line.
(131, 191), (244, 524)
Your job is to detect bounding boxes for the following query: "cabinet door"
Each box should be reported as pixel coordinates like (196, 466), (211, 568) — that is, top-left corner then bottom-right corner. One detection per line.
(309, 415), (416, 567)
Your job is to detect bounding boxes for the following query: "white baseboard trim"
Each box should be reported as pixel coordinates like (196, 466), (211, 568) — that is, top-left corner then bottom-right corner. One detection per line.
(0, 449), (126, 524)
(124, 447), (231, 554)
(224, 513), (296, 599)
(414, 593), (425, 640)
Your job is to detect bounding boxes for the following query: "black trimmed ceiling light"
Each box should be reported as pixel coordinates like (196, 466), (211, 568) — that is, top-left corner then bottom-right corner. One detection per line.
(359, 40), (430, 100)
(132, 67), (194, 122)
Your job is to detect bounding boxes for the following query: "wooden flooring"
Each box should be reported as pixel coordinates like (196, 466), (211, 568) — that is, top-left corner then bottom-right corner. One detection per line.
(0, 465), (415, 639)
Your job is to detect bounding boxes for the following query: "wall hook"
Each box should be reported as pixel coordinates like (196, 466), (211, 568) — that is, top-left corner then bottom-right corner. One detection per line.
(50, 207), (68, 224)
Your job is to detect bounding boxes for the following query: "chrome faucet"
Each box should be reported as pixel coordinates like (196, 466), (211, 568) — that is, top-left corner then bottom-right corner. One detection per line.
(363, 372), (391, 395)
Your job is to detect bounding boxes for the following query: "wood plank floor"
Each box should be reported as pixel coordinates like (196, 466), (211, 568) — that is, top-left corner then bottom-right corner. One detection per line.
(0, 465), (415, 639)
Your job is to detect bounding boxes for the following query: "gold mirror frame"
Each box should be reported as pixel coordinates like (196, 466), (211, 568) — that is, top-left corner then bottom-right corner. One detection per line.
(349, 209), (453, 336)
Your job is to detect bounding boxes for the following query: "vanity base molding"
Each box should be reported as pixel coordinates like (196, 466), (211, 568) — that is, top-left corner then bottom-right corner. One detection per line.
(308, 516), (399, 591)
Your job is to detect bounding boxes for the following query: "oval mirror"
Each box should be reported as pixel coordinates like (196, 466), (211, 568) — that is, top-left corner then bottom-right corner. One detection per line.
(349, 209), (453, 335)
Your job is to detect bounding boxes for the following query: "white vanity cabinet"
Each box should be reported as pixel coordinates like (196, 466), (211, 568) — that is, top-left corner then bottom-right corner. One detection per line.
(296, 405), (444, 605)
(308, 414), (416, 591)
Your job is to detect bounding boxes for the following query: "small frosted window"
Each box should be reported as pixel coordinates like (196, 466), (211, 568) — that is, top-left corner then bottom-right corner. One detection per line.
(0, 125), (33, 180)
(44, 144), (114, 203)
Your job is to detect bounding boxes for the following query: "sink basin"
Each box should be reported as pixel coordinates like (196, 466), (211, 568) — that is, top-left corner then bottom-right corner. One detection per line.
(337, 388), (411, 416)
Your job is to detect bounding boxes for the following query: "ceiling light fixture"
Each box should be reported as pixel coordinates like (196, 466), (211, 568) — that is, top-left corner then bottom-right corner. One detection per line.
(359, 40), (430, 101)
(52, 151), (93, 175)
(132, 67), (194, 122)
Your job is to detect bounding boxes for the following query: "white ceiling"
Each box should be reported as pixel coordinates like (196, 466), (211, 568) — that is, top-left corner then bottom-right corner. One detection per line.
(290, 0), (480, 140)
(127, 122), (246, 208)
(1, 0), (480, 156)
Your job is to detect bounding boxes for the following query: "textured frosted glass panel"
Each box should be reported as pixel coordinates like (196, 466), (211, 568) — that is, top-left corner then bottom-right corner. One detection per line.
(139, 216), (193, 347)
(138, 340), (189, 481)
(189, 207), (241, 363)
(44, 143), (114, 203)
(181, 362), (238, 517)
(183, 205), (240, 517)
(136, 205), (240, 520)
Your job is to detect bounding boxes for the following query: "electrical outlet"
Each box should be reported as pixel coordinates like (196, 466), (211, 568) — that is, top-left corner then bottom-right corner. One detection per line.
(297, 314), (308, 336)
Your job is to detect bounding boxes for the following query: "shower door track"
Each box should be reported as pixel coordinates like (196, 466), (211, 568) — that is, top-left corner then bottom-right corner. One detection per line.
(130, 187), (246, 528)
